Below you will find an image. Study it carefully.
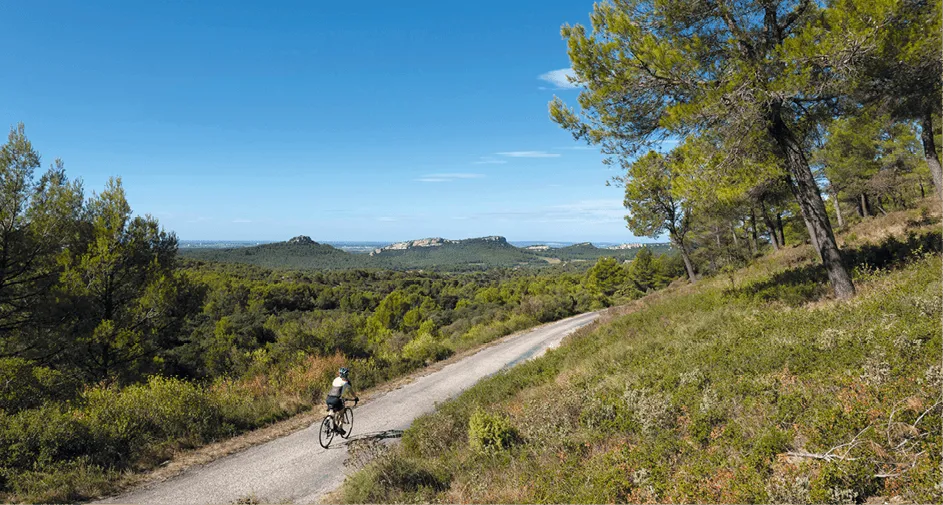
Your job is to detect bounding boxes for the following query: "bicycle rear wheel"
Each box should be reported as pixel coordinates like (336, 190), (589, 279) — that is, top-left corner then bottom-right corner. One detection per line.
(318, 416), (335, 448)
(339, 407), (354, 439)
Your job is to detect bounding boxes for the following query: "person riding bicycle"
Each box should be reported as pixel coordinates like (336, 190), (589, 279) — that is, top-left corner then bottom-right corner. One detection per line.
(325, 367), (358, 435)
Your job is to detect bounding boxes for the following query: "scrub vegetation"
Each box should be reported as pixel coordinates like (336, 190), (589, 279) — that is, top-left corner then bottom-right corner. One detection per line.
(339, 206), (942, 504)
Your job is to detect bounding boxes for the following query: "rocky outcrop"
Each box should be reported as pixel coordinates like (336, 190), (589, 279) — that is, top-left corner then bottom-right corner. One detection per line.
(287, 235), (317, 245)
(371, 236), (508, 255)
(605, 243), (649, 250)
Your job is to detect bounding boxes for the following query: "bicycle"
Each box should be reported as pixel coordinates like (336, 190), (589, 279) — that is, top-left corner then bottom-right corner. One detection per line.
(318, 398), (357, 449)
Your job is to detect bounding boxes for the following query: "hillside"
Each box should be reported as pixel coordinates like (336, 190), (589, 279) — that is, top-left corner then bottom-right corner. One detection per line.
(370, 236), (547, 269)
(180, 235), (367, 270)
(180, 235), (665, 271)
(338, 205), (943, 504)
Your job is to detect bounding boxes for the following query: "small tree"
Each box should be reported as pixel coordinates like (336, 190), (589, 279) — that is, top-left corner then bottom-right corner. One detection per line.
(58, 178), (196, 383)
(816, 115), (882, 219)
(627, 247), (657, 292)
(620, 151), (697, 283)
(0, 124), (84, 360)
(585, 256), (629, 296)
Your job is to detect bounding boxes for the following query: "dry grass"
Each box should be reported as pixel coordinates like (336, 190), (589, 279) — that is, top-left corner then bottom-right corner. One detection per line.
(842, 197), (942, 247)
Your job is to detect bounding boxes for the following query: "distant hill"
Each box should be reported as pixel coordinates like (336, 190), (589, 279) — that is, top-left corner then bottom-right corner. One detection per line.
(181, 235), (367, 270)
(180, 234), (673, 271)
(370, 236), (545, 269)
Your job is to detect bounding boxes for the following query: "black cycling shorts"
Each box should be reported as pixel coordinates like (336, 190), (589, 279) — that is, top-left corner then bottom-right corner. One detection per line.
(326, 395), (344, 412)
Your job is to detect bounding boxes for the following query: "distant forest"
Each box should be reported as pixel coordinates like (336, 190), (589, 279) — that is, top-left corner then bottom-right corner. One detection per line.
(179, 235), (673, 271)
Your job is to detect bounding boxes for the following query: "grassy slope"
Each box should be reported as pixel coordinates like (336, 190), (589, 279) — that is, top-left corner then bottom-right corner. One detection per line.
(338, 207), (943, 504)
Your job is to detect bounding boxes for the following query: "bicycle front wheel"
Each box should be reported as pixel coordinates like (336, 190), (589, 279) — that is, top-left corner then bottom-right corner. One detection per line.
(318, 416), (335, 448)
(340, 407), (354, 439)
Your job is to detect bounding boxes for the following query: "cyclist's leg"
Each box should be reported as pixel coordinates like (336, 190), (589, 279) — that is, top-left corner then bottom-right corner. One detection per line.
(333, 407), (347, 434)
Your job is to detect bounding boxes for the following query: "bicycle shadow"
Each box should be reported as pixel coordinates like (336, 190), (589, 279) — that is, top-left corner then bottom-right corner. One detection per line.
(322, 429), (404, 450)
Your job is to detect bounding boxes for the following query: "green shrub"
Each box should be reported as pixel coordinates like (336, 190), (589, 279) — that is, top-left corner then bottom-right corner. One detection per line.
(8, 457), (118, 504)
(467, 408), (519, 452)
(624, 388), (675, 436)
(0, 358), (75, 413)
(81, 376), (223, 464)
(342, 453), (449, 503)
(402, 333), (453, 365)
(745, 427), (790, 472)
(0, 404), (92, 471)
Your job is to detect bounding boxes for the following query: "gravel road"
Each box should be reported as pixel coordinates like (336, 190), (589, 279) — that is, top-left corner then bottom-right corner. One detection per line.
(99, 311), (598, 504)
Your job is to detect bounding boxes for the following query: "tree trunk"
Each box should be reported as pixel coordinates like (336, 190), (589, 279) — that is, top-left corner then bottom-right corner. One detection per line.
(730, 224), (740, 249)
(749, 207), (759, 254)
(919, 182), (926, 199)
(770, 112), (855, 299)
(776, 212), (786, 247)
(760, 202), (780, 251)
(801, 214), (821, 258)
(832, 191), (845, 228)
(860, 193), (871, 218)
(920, 109), (943, 200)
(671, 235), (697, 283)
(679, 247), (697, 283)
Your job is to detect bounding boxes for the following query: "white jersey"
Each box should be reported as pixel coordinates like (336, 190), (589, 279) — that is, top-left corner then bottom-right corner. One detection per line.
(328, 377), (351, 398)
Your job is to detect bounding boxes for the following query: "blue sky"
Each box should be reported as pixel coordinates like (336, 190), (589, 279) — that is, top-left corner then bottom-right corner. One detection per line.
(2, 1), (651, 243)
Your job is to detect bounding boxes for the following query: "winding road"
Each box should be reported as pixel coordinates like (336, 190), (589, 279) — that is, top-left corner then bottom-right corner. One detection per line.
(100, 311), (599, 504)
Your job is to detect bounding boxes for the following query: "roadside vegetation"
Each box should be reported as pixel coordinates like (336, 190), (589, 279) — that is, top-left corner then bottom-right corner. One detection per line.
(338, 205), (942, 504)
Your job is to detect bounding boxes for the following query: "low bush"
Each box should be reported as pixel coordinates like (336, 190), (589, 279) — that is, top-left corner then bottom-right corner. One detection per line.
(401, 333), (453, 365)
(467, 408), (520, 453)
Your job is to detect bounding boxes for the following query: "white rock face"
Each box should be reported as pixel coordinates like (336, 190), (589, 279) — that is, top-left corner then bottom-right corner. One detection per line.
(287, 235), (317, 245)
(370, 236), (507, 255)
(605, 243), (648, 250)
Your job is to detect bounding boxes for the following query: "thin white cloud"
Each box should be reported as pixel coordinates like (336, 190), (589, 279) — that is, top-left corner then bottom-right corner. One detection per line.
(472, 157), (508, 165)
(415, 173), (485, 183)
(232, 219), (255, 224)
(426, 173), (484, 179)
(538, 68), (580, 89)
(378, 216), (396, 222)
(496, 151), (561, 158)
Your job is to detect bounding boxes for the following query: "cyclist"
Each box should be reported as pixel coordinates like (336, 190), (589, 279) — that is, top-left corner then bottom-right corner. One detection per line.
(325, 367), (358, 435)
